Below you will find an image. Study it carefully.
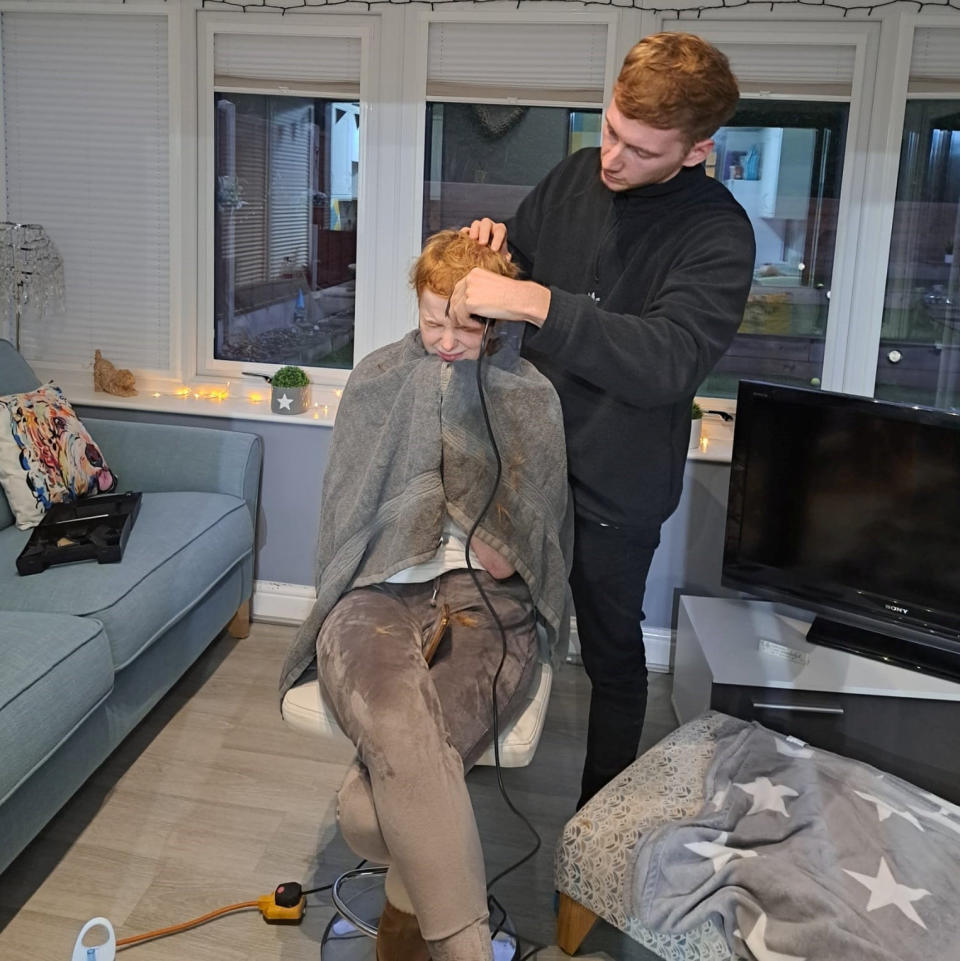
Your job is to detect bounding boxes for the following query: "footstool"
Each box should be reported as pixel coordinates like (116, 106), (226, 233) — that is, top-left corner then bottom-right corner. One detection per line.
(554, 712), (733, 959)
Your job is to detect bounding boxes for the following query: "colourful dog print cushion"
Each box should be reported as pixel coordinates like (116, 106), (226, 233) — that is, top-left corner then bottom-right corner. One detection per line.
(0, 382), (117, 529)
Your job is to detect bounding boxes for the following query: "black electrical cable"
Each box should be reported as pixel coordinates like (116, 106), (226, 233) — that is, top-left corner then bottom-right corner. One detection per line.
(301, 859), (367, 897)
(462, 319), (543, 894)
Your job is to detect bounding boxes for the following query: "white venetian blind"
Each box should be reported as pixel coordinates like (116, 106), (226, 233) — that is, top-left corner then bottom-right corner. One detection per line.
(703, 41), (857, 98)
(909, 28), (960, 95)
(427, 21), (608, 105)
(2, 12), (169, 371)
(214, 33), (361, 96)
(220, 99), (268, 288)
(266, 100), (313, 281)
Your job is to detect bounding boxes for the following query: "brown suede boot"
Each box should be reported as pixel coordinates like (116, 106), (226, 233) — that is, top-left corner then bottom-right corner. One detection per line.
(376, 898), (431, 961)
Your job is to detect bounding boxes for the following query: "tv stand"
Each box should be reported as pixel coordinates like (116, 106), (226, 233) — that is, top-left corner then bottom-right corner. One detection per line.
(673, 596), (960, 803)
(806, 615), (960, 683)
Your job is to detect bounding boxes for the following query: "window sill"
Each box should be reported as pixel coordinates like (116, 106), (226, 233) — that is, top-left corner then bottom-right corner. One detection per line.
(41, 369), (341, 428)
(42, 370), (735, 459)
(688, 399), (735, 465)
(688, 420), (733, 465)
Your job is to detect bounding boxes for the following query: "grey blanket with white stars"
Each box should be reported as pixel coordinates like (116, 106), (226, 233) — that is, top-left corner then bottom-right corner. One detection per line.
(627, 714), (960, 961)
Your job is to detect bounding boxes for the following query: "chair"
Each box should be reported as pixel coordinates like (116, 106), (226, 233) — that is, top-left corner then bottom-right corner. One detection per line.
(281, 660), (553, 958)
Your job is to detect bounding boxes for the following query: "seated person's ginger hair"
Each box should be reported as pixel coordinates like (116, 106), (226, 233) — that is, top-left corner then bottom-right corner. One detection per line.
(615, 32), (739, 146)
(411, 229), (518, 298)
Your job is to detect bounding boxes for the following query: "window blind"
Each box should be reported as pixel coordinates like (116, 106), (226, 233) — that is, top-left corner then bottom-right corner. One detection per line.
(266, 100), (313, 281)
(214, 33), (361, 96)
(426, 22), (608, 105)
(909, 28), (960, 95)
(703, 41), (857, 98)
(2, 12), (170, 371)
(219, 99), (268, 288)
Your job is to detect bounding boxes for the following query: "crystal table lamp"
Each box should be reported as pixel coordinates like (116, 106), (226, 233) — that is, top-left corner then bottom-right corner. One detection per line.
(0, 222), (64, 352)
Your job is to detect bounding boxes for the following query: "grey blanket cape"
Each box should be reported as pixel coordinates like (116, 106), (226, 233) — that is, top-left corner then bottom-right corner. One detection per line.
(279, 329), (573, 698)
(628, 715), (960, 961)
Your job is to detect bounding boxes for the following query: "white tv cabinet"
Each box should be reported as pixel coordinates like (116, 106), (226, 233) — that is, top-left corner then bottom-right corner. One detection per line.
(672, 596), (960, 802)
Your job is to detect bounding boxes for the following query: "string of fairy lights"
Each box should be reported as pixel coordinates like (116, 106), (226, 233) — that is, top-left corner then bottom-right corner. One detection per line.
(132, 382), (341, 421)
(192, 0), (960, 17)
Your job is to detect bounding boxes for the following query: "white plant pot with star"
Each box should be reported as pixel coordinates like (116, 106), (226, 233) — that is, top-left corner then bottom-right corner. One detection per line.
(271, 384), (310, 415)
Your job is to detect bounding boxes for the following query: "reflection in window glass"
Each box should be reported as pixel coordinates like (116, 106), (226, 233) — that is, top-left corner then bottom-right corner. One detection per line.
(878, 100), (960, 409)
(214, 93), (358, 369)
(422, 103), (601, 241)
(700, 101), (849, 397)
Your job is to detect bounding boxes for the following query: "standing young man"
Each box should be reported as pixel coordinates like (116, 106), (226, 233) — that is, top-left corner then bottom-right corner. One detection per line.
(449, 32), (756, 807)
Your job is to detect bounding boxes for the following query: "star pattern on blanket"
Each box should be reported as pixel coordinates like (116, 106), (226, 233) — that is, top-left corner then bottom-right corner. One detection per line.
(775, 736), (814, 759)
(735, 776), (799, 816)
(843, 856), (930, 927)
(734, 910), (806, 961)
(854, 791), (924, 831)
(685, 830), (758, 871)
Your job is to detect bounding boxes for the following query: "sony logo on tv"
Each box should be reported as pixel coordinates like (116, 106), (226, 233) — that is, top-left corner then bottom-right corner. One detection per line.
(884, 603), (909, 615)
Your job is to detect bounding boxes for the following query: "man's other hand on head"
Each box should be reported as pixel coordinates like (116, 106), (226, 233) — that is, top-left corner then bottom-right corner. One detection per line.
(461, 219), (509, 255)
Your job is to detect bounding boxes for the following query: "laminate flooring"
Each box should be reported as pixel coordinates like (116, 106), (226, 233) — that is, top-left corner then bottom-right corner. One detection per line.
(0, 622), (679, 961)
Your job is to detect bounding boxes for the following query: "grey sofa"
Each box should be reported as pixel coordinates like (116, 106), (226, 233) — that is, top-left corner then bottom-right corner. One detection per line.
(0, 340), (262, 874)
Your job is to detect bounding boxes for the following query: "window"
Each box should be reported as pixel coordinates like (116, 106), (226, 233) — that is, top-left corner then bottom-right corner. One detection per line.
(201, 24), (368, 375)
(877, 28), (960, 409)
(700, 100), (849, 396)
(421, 18), (608, 240)
(423, 105), (600, 240)
(214, 93), (358, 369)
(665, 27), (876, 399)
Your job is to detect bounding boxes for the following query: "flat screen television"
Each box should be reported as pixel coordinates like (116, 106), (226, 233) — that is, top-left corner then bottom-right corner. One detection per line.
(723, 380), (960, 683)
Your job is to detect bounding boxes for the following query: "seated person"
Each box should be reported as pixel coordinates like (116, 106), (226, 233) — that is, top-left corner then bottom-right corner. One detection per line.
(279, 230), (572, 961)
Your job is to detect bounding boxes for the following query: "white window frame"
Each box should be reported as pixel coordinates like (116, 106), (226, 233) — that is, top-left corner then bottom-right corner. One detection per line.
(196, 12), (383, 387)
(5, 3), (960, 412)
(660, 18), (881, 397)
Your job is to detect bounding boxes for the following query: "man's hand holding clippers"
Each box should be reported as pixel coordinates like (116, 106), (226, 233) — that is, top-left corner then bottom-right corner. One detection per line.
(449, 219), (551, 331)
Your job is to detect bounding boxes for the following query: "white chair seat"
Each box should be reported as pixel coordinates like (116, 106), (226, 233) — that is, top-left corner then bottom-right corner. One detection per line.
(281, 661), (553, 768)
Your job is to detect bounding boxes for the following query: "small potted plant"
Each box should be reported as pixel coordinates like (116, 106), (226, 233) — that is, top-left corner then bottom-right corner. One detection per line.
(271, 365), (311, 415)
(689, 401), (703, 450)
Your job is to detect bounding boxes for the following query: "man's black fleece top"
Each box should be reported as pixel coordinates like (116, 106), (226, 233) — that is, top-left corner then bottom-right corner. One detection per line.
(509, 147), (756, 530)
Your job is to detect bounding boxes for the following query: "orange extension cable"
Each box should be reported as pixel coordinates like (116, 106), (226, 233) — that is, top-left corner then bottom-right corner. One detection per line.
(115, 900), (260, 948)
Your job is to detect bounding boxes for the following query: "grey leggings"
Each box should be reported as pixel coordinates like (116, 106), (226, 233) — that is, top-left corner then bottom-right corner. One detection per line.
(316, 569), (539, 946)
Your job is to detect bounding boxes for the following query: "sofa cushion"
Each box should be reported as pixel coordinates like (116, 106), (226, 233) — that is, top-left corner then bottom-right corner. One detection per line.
(0, 382), (118, 529)
(0, 491), (254, 669)
(0, 611), (114, 806)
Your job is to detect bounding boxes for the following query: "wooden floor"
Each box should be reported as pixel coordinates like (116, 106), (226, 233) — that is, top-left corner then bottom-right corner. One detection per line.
(0, 622), (678, 961)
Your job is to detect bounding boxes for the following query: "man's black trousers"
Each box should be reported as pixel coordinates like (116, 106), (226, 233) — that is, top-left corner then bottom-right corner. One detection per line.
(569, 513), (661, 809)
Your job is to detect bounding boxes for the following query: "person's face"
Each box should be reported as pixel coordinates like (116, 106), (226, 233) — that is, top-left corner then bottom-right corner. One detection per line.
(419, 288), (486, 362)
(600, 99), (713, 192)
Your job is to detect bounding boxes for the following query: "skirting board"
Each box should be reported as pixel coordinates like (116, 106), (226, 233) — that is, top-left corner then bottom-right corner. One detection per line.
(252, 580), (674, 673)
(251, 580), (316, 625)
(567, 616), (673, 674)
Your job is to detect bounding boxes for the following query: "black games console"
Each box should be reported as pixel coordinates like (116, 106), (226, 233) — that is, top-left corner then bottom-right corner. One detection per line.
(17, 492), (142, 575)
